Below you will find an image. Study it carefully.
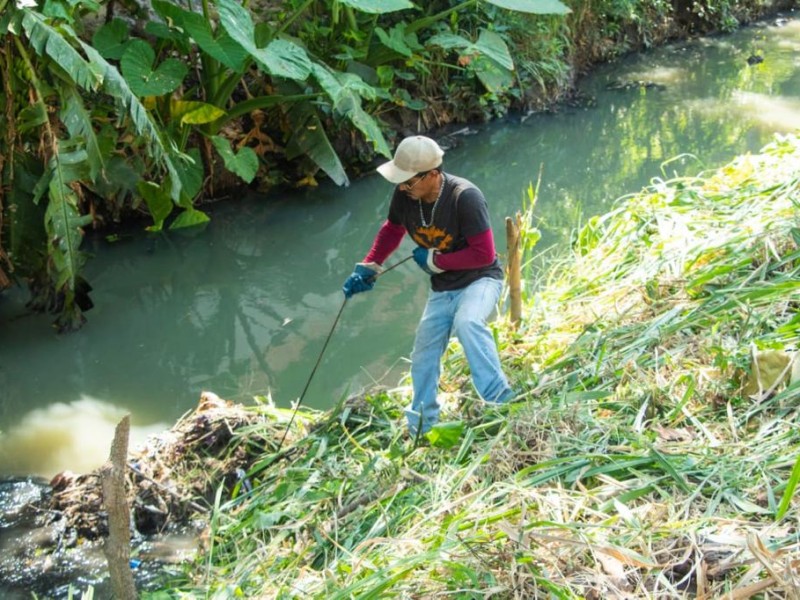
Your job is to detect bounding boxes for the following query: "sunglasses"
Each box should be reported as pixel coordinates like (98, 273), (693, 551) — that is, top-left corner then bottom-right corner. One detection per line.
(400, 171), (429, 191)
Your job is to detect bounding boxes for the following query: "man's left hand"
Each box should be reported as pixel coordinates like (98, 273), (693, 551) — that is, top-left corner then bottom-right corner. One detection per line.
(412, 246), (445, 275)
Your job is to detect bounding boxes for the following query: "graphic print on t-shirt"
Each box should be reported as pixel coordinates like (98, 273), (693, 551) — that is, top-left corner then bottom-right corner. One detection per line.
(412, 224), (453, 251)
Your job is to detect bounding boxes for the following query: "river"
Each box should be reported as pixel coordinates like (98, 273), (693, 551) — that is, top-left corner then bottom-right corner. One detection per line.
(1, 16), (799, 479)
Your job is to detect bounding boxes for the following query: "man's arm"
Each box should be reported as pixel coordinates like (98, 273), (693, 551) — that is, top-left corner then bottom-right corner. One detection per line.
(364, 220), (406, 265)
(433, 229), (496, 270)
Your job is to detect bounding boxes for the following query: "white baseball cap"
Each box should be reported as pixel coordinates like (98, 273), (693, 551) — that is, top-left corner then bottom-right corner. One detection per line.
(377, 136), (444, 184)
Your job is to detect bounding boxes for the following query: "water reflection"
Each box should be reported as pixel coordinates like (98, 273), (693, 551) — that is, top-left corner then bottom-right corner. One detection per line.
(1, 17), (799, 476)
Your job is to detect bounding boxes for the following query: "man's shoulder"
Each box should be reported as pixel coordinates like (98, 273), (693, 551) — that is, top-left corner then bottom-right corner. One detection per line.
(445, 174), (484, 200)
(446, 173), (478, 190)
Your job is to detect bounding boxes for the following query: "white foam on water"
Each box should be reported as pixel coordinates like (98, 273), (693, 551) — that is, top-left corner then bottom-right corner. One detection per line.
(625, 66), (687, 85)
(686, 93), (800, 133)
(731, 91), (800, 132)
(0, 397), (168, 478)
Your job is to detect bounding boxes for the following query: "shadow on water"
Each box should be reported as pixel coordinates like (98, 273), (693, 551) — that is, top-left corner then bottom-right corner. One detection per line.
(1, 15), (800, 596)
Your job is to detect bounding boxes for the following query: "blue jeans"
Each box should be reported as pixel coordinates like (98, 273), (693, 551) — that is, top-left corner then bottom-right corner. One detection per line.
(405, 277), (512, 436)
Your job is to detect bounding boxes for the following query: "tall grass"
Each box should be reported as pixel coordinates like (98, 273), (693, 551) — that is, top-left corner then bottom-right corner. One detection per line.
(159, 134), (800, 598)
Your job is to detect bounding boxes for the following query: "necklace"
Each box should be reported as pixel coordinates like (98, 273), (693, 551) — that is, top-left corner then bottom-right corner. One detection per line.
(419, 173), (446, 227)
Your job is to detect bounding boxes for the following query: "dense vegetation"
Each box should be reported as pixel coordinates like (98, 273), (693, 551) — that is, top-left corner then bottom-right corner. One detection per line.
(152, 132), (800, 598)
(1, 0), (791, 331)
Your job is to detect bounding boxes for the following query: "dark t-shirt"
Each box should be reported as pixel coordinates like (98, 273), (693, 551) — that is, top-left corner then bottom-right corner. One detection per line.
(387, 173), (503, 292)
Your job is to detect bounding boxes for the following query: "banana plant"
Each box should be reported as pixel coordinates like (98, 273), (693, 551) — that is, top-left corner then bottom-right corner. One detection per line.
(0, 1), (192, 329)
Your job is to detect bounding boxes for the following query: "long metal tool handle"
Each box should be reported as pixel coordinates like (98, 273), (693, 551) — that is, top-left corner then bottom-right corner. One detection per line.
(275, 253), (413, 451)
(376, 253), (413, 278)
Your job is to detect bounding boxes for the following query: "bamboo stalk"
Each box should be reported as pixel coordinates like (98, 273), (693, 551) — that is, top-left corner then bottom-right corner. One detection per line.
(506, 213), (522, 327)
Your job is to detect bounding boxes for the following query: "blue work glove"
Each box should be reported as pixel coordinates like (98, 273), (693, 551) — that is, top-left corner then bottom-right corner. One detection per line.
(412, 246), (445, 276)
(342, 262), (382, 298)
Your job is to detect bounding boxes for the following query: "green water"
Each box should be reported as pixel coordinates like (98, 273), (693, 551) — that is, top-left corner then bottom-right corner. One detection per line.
(1, 17), (799, 477)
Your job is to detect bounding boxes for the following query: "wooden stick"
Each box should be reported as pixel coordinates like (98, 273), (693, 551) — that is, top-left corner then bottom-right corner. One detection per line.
(100, 415), (138, 599)
(506, 213), (522, 327)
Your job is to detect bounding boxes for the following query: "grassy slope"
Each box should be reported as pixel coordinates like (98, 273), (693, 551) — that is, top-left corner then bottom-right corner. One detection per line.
(169, 134), (800, 599)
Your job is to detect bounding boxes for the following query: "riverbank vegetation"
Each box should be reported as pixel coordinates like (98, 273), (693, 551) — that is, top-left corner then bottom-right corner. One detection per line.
(114, 132), (798, 597)
(1, 0), (796, 331)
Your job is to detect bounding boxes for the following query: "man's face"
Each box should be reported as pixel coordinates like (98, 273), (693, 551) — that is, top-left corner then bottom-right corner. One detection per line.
(399, 171), (434, 200)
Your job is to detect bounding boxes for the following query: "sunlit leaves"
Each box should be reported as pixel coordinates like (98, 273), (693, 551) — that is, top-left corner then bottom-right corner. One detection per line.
(172, 101), (227, 125)
(425, 421), (465, 448)
(182, 11), (249, 73)
(151, 0), (249, 73)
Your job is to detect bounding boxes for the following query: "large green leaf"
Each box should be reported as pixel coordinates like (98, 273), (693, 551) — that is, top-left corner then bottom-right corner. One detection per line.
(174, 148), (204, 202)
(472, 54), (515, 93)
(285, 104), (348, 186)
(170, 208), (210, 230)
(91, 18), (129, 60)
(45, 147), (94, 330)
(474, 30), (514, 71)
(121, 39), (188, 97)
(6, 156), (47, 275)
(311, 63), (391, 158)
(21, 13), (103, 91)
(61, 87), (105, 181)
(151, 0), (249, 73)
(182, 12), (249, 72)
(262, 39), (313, 81)
(487, 0), (571, 14)
(216, 0), (311, 81)
(429, 30), (514, 70)
(338, 0), (414, 13)
(138, 181), (173, 232)
(429, 29), (515, 93)
(211, 135), (259, 183)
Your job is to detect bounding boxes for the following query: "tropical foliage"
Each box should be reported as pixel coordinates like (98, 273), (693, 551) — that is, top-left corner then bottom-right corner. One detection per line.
(0, 0), (572, 331)
(0, 0), (789, 330)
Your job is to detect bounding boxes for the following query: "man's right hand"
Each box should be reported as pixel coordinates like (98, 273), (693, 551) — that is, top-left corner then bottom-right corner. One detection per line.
(342, 262), (382, 298)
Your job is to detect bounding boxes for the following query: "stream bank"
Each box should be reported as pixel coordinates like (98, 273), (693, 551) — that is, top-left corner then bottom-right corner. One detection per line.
(0, 392), (288, 597)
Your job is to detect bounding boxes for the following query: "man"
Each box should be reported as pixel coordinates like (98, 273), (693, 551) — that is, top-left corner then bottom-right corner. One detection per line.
(342, 135), (514, 437)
